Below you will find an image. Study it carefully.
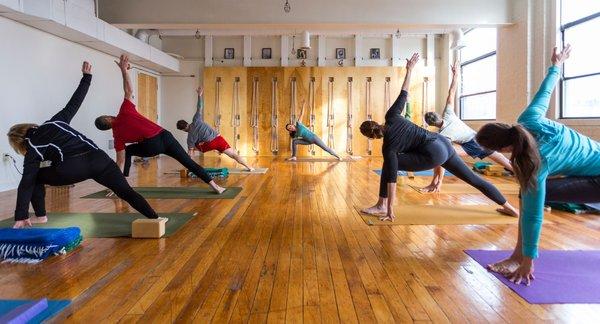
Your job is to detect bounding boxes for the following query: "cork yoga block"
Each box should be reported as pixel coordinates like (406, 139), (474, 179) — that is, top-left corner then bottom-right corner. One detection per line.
(132, 218), (168, 238)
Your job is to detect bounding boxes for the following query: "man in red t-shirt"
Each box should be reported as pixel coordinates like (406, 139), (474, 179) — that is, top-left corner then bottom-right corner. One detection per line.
(94, 55), (225, 194)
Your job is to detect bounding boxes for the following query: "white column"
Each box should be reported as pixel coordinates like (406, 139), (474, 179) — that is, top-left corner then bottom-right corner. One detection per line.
(318, 35), (326, 67)
(243, 35), (252, 67)
(391, 35), (401, 67)
(204, 35), (213, 67)
(281, 35), (289, 66)
(354, 35), (362, 66)
(426, 34), (435, 68)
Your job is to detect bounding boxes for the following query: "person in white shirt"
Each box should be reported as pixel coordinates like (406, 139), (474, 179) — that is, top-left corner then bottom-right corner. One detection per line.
(421, 60), (512, 192)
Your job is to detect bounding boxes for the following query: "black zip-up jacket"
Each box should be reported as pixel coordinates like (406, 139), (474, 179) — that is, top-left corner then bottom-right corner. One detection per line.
(15, 73), (98, 220)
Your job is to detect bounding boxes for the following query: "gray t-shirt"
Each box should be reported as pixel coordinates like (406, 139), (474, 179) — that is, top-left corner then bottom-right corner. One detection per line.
(438, 105), (476, 144)
(187, 98), (219, 148)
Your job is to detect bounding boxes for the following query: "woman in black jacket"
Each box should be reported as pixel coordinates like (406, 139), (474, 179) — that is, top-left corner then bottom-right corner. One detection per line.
(7, 62), (158, 228)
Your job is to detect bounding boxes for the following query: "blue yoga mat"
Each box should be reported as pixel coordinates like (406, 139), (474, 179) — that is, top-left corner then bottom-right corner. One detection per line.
(372, 169), (455, 177)
(0, 300), (70, 323)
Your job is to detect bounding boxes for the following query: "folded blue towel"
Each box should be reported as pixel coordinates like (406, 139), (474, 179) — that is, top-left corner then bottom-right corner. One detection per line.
(0, 227), (82, 263)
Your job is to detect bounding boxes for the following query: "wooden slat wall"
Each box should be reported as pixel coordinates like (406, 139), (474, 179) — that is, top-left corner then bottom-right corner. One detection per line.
(203, 67), (429, 157)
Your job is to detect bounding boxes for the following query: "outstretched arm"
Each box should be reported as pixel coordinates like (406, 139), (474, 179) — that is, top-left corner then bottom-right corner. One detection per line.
(518, 45), (571, 125)
(115, 55), (133, 101)
(51, 62), (92, 123)
(298, 100), (306, 122)
(446, 59), (460, 107)
(386, 53), (420, 120)
(193, 86), (203, 123)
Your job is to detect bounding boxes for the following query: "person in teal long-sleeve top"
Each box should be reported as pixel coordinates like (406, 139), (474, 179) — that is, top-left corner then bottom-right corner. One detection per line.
(476, 45), (600, 285)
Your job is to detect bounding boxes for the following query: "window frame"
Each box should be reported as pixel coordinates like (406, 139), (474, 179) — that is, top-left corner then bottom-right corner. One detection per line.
(559, 6), (600, 119)
(459, 30), (497, 121)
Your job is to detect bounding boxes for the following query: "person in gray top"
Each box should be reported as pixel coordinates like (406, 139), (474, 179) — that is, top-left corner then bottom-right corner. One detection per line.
(177, 87), (254, 171)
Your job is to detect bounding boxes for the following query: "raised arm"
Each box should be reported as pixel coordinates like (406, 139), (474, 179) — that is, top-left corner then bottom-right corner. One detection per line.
(192, 86), (204, 123)
(517, 45), (571, 126)
(446, 59), (460, 107)
(298, 100), (306, 122)
(386, 53), (420, 120)
(115, 55), (133, 101)
(50, 62), (92, 123)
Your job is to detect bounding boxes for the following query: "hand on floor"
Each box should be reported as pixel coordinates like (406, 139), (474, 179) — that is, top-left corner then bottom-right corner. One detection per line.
(505, 258), (535, 286)
(419, 182), (441, 193)
(379, 213), (395, 222)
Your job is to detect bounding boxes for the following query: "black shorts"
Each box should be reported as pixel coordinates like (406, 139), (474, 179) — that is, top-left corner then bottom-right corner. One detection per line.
(460, 139), (493, 159)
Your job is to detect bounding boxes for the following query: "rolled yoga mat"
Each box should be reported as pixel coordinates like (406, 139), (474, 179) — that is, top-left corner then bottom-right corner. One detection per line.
(289, 157), (360, 162)
(465, 250), (600, 304)
(228, 167), (269, 174)
(0, 299), (70, 323)
(0, 213), (195, 238)
(373, 169), (456, 177)
(82, 186), (242, 199)
(356, 205), (518, 225)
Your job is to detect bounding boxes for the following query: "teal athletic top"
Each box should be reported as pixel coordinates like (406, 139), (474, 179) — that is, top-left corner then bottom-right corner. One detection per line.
(295, 121), (315, 140)
(517, 65), (600, 259)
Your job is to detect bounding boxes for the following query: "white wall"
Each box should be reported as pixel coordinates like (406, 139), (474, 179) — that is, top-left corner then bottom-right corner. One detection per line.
(0, 17), (160, 192)
(161, 61), (203, 147)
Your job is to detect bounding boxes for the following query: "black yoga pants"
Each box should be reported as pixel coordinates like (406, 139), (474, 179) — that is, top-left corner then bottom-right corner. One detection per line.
(546, 176), (600, 203)
(32, 150), (158, 219)
(124, 130), (212, 183)
(379, 136), (507, 205)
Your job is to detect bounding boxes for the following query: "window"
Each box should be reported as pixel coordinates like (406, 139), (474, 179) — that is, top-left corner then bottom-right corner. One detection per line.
(560, 1), (600, 118)
(459, 28), (497, 120)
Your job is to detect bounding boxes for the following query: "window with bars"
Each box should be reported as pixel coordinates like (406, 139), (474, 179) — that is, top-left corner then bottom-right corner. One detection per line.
(560, 1), (600, 118)
(459, 28), (497, 120)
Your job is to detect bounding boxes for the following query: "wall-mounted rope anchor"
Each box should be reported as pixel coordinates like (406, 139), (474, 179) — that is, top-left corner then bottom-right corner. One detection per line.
(366, 77), (372, 155)
(327, 77), (335, 149)
(270, 77), (279, 154)
(214, 77), (222, 133)
(251, 76), (260, 155)
(231, 77), (241, 154)
(346, 77), (354, 155)
(308, 77), (316, 155)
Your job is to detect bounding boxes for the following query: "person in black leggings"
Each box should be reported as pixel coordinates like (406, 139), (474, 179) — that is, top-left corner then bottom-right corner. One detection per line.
(94, 55), (225, 194)
(7, 62), (158, 229)
(359, 53), (519, 221)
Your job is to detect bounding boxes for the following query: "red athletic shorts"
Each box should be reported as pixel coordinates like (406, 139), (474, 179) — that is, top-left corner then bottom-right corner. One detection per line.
(197, 135), (231, 153)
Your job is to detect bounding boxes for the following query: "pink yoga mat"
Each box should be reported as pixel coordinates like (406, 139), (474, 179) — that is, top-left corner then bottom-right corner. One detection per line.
(465, 250), (600, 304)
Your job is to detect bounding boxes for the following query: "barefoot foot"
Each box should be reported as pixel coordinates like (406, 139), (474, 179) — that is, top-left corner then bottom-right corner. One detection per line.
(487, 255), (523, 275)
(497, 205), (519, 217)
(361, 205), (387, 215)
(31, 216), (48, 224)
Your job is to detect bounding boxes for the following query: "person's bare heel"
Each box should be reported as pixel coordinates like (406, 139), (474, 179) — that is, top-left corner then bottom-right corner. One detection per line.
(31, 216), (48, 224)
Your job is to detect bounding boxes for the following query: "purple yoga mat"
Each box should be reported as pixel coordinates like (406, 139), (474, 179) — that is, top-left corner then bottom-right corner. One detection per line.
(465, 250), (600, 304)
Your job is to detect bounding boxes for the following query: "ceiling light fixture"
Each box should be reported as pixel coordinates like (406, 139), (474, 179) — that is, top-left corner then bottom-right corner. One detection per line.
(284, 0), (291, 13)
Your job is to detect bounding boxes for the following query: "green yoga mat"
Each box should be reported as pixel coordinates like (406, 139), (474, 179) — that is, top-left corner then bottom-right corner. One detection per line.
(0, 213), (195, 238)
(81, 186), (242, 199)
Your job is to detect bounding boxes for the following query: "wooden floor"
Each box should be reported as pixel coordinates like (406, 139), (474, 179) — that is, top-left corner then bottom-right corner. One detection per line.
(2, 156), (600, 323)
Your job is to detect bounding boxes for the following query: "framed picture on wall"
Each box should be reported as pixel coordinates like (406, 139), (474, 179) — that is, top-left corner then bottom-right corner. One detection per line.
(261, 48), (272, 59)
(224, 48), (235, 59)
(335, 48), (346, 59)
(369, 48), (381, 59)
(296, 49), (307, 60)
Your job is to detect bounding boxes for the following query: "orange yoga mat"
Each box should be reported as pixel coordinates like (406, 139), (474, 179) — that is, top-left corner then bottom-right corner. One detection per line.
(356, 205), (519, 225)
